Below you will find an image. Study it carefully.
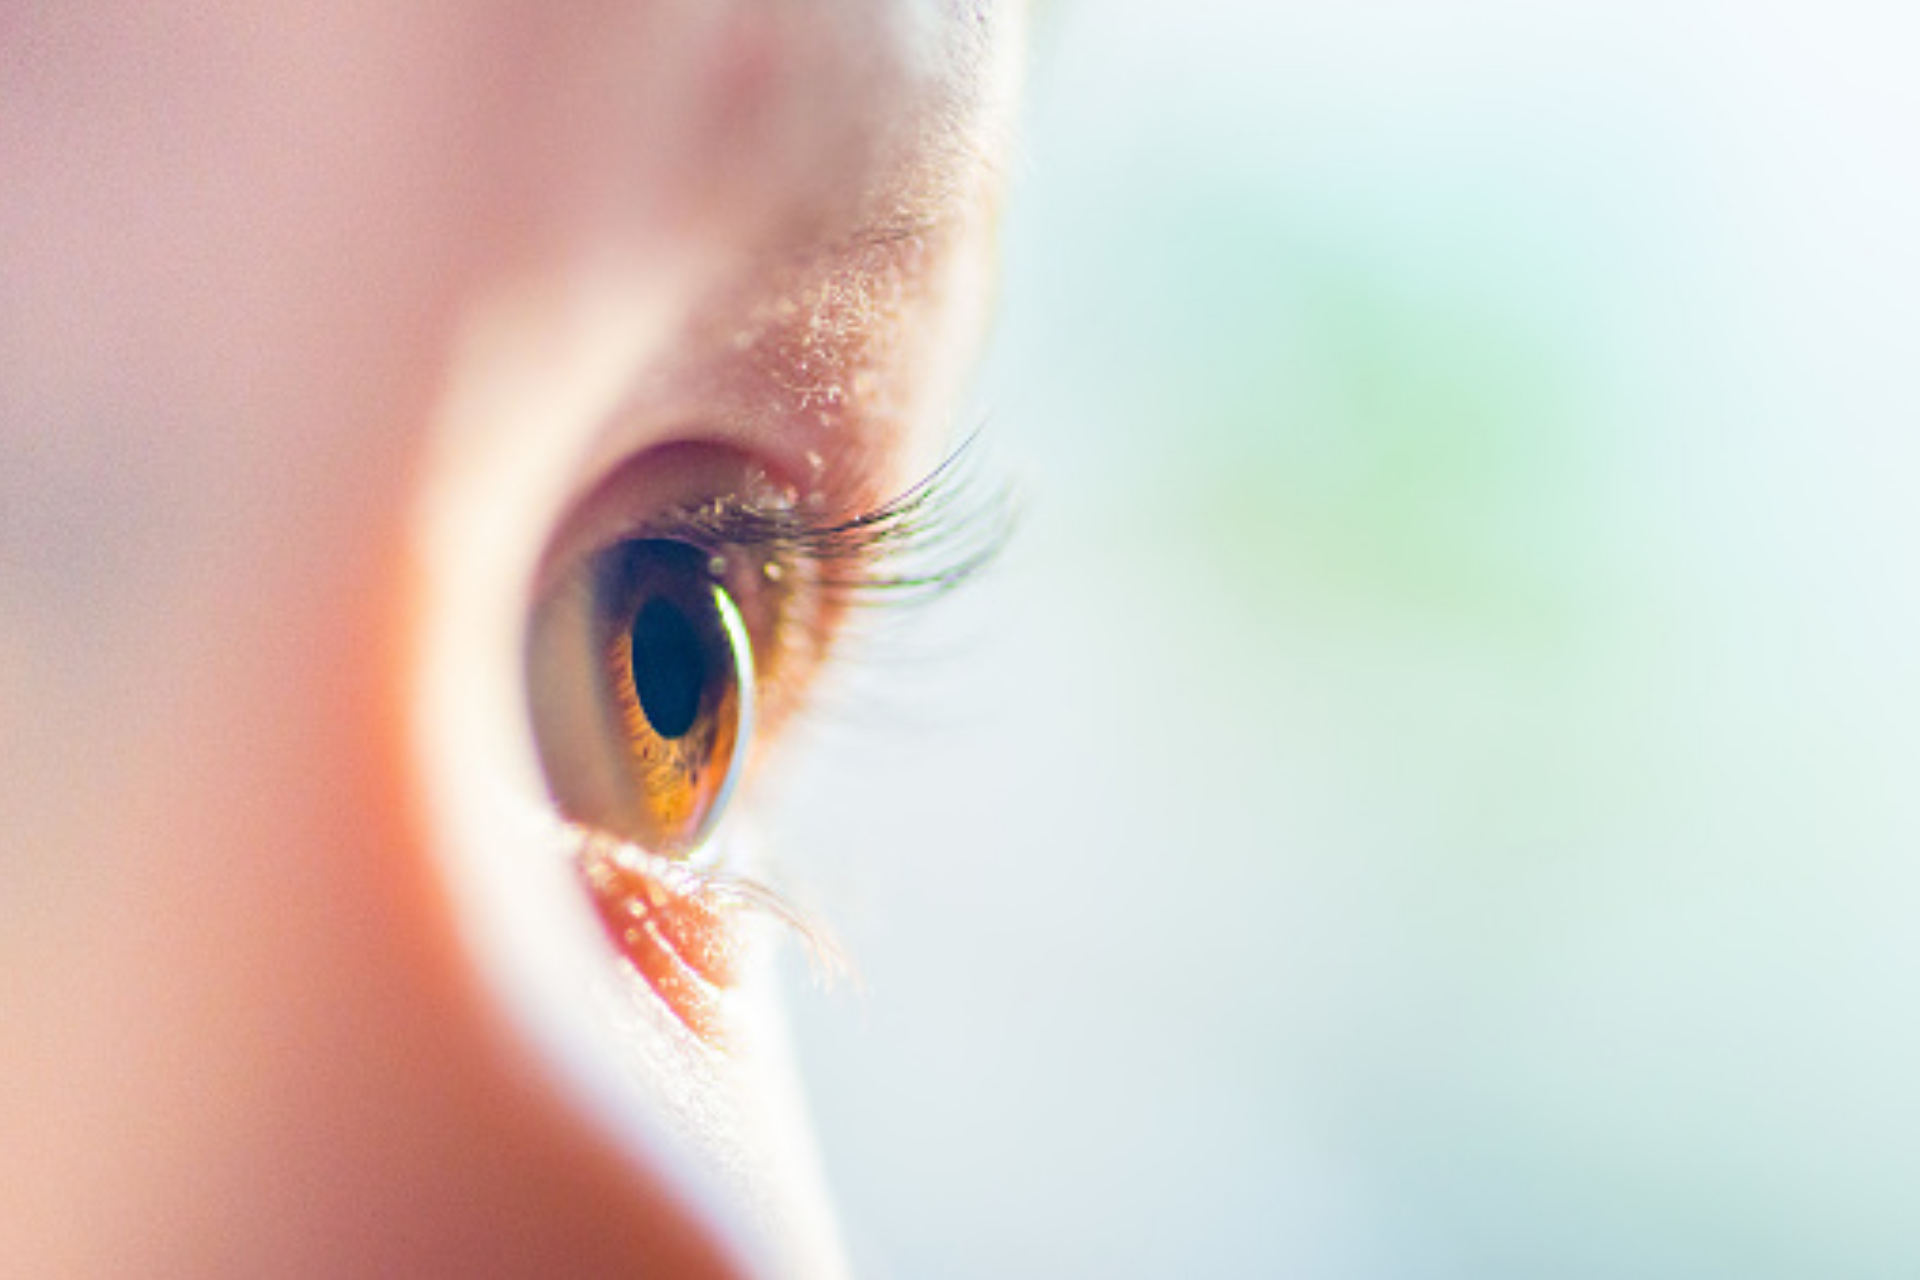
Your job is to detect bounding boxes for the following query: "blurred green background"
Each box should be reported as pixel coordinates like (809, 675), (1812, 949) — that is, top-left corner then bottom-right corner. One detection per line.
(775, 2), (1920, 1275)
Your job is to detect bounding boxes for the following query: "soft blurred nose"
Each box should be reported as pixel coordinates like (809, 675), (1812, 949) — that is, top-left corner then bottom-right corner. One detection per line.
(0, 2), (822, 1273)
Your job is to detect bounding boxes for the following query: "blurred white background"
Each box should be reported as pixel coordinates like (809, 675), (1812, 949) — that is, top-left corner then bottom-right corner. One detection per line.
(773, 2), (1920, 1275)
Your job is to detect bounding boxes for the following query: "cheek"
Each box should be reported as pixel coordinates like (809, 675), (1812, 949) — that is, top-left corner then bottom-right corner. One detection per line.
(0, 252), (749, 1279)
(0, 507), (741, 1275)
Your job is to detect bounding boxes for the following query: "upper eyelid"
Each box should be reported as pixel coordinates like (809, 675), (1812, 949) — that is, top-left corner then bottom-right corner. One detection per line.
(526, 442), (821, 599)
(634, 438), (1016, 603)
(575, 213), (984, 518)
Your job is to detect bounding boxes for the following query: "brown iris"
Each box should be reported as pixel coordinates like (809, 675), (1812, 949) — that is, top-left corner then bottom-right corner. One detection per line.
(596, 539), (755, 858)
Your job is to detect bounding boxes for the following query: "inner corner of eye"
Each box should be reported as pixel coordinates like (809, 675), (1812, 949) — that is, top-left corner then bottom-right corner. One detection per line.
(524, 537), (757, 864)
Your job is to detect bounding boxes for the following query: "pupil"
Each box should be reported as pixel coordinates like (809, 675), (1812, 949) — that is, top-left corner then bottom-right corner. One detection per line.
(629, 595), (707, 739)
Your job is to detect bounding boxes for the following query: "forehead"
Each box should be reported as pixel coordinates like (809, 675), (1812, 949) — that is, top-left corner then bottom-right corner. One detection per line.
(660, 0), (1024, 257)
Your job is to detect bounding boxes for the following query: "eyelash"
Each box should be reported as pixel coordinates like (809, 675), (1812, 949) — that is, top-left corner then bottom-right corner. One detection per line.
(635, 435), (1014, 605)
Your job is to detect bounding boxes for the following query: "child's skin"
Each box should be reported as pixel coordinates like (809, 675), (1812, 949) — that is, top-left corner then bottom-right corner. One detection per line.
(0, 3), (1022, 1275)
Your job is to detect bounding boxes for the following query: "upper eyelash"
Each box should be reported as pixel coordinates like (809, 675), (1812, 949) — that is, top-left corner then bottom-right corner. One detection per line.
(639, 434), (1017, 602)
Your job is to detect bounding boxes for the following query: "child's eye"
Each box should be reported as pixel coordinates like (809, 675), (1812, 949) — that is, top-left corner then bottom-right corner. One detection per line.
(529, 537), (757, 860)
(521, 461), (816, 1044)
(519, 441), (1005, 1042)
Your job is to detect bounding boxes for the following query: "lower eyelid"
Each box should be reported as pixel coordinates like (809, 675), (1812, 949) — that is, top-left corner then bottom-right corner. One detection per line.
(582, 843), (745, 1044)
